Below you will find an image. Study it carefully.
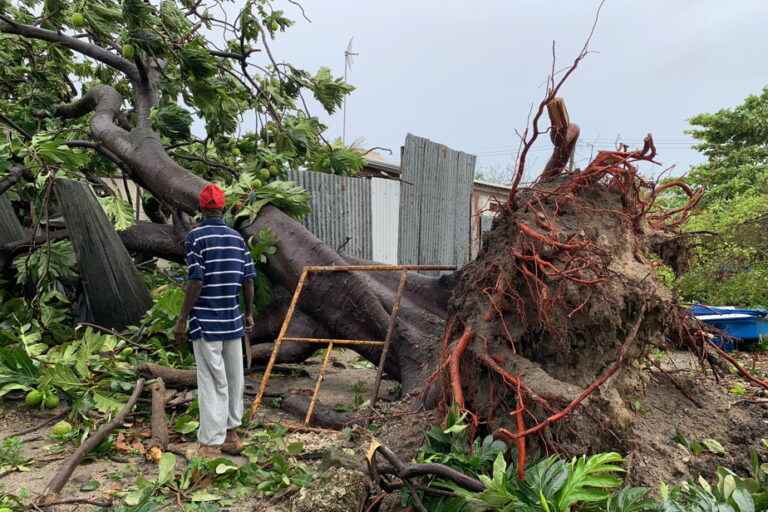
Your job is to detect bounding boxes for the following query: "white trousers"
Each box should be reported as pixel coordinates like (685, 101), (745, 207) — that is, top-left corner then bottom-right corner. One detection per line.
(192, 338), (244, 445)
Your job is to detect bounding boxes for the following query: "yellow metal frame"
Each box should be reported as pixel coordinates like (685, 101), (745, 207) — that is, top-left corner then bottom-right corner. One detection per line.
(248, 264), (455, 425)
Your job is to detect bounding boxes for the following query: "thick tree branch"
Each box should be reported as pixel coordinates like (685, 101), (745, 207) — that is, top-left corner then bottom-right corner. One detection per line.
(0, 228), (69, 269)
(119, 222), (184, 262)
(0, 164), (32, 196)
(0, 112), (31, 140)
(62, 139), (150, 192)
(54, 86), (206, 213)
(0, 17), (140, 83)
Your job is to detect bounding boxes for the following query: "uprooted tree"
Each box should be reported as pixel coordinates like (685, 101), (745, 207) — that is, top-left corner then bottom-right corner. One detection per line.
(2, 0), (766, 487)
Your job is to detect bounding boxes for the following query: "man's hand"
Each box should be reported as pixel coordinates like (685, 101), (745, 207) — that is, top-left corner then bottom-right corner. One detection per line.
(244, 314), (255, 336)
(174, 317), (188, 347)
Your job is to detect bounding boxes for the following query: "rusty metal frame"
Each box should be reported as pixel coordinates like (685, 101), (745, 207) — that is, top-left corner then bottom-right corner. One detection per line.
(248, 264), (455, 424)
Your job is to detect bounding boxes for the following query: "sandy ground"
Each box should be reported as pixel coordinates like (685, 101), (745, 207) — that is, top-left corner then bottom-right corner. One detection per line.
(1, 348), (768, 510)
(0, 349), (393, 510)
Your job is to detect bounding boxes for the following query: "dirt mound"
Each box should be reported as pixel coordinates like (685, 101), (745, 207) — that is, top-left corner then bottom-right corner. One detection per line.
(625, 353), (768, 486)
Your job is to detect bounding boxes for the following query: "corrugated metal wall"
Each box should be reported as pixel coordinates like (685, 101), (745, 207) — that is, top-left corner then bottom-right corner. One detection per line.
(398, 134), (476, 267)
(370, 178), (400, 264)
(285, 170), (372, 260)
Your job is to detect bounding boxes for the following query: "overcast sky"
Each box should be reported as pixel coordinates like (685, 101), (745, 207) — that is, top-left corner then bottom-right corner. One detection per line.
(262, 0), (768, 181)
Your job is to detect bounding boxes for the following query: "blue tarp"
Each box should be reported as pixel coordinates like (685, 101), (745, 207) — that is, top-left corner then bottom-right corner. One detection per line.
(689, 304), (767, 318)
(689, 304), (768, 351)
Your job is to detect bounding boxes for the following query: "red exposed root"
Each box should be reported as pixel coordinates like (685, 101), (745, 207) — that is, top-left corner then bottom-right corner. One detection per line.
(513, 381), (526, 480)
(707, 340), (768, 392)
(519, 222), (590, 251)
(449, 327), (474, 411)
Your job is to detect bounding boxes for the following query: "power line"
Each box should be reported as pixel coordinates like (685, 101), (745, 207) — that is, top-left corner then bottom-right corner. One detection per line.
(472, 137), (697, 155)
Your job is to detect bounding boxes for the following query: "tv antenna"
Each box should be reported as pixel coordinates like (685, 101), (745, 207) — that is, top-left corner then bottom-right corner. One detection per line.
(343, 37), (358, 145)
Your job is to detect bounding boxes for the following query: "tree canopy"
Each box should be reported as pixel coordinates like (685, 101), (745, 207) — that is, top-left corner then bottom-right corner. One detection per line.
(675, 87), (768, 306)
(0, 0), (362, 216)
(0, 0), (369, 426)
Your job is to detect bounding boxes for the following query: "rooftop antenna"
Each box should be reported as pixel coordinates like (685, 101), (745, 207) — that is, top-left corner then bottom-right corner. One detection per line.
(343, 37), (358, 145)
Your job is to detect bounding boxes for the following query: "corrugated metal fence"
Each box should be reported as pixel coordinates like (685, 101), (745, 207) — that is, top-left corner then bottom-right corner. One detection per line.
(398, 134), (476, 267)
(285, 170), (373, 260)
(370, 178), (400, 263)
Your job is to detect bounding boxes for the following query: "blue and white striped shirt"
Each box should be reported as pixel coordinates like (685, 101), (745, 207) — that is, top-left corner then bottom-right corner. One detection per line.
(185, 218), (256, 342)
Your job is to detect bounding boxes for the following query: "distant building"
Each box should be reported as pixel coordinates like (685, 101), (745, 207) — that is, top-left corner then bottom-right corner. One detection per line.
(360, 156), (509, 258)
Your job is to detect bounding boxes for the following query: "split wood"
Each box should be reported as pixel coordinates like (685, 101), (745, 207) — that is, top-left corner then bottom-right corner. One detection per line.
(40, 378), (145, 501)
(149, 378), (169, 450)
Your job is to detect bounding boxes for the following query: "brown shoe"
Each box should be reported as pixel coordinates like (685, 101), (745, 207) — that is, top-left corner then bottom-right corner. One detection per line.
(222, 430), (244, 455)
(196, 444), (222, 458)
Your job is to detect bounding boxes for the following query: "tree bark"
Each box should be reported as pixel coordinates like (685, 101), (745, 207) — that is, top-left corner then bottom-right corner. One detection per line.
(149, 378), (169, 451)
(55, 179), (152, 328)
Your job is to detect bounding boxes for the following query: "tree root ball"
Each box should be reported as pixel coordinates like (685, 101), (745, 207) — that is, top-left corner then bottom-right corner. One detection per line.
(429, 162), (705, 462)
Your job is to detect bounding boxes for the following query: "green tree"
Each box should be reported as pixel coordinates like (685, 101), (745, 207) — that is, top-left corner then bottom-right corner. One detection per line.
(0, 0), (446, 399)
(676, 87), (768, 306)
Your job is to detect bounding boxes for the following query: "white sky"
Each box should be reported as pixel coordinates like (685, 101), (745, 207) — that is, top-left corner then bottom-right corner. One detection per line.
(248, 0), (768, 181)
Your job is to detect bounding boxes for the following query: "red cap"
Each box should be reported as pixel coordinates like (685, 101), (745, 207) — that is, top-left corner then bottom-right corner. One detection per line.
(199, 184), (225, 210)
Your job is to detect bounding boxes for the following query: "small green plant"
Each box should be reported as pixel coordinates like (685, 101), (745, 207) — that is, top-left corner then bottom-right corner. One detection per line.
(0, 437), (29, 473)
(350, 357), (375, 370)
(445, 452), (625, 512)
(754, 336), (768, 353)
(729, 382), (748, 396)
(673, 431), (726, 456)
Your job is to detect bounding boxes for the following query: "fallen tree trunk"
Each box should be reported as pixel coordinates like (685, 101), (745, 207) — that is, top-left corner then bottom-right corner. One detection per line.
(26, 75), (761, 489)
(280, 395), (363, 430)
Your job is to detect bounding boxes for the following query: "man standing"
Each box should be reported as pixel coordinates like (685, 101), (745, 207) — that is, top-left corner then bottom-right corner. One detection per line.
(174, 184), (256, 457)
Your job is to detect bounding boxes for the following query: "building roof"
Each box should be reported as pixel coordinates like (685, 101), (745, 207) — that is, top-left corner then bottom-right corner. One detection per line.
(362, 157), (512, 191)
(473, 179), (512, 192)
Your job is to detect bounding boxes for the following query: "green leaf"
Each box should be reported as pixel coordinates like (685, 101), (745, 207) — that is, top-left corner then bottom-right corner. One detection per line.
(731, 487), (755, 512)
(286, 442), (304, 456)
(0, 383), (29, 397)
(215, 462), (238, 475)
(698, 475), (712, 494)
(124, 488), (144, 506)
(190, 490), (222, 502)
(93, 392), (126, 414)
(444, 423), (468, 435)
(174, 415), (199, 434)
(703, 438), (726, 455)
(492, 452), (507, 487)
(80, 479), (100, 492)
(97, 196), (135, 231)
(158, 452), (176, 484)
(556, 452), (625, 511)
(150, 103), (193, 142)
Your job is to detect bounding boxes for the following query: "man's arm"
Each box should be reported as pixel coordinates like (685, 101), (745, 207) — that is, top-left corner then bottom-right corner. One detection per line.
(242, 245), (257, 334)
(175, 281), (202, 346)
(242, 278), (254, 334)
(175, 236), (205, 346)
